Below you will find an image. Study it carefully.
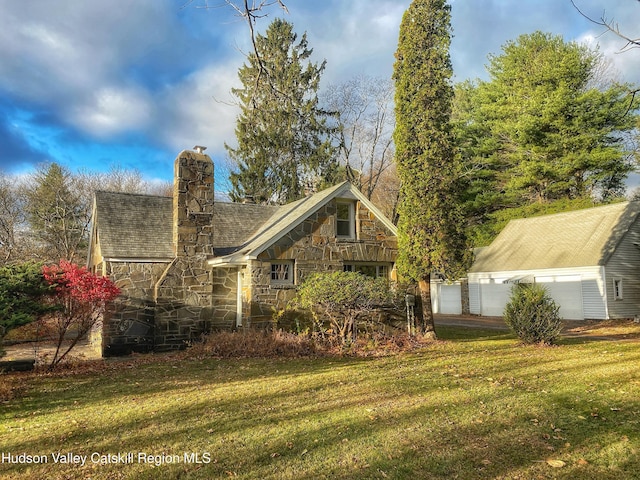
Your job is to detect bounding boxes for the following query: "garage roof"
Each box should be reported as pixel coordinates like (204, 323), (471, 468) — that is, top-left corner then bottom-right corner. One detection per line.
(470, 201), (640, 272)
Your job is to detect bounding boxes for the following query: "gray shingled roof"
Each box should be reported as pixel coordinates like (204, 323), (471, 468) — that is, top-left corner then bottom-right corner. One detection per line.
(94, 191), (174, 259)
(470, 201), (640, 272)
(94, 181), (397, 262)
(212, 202), (280, 255)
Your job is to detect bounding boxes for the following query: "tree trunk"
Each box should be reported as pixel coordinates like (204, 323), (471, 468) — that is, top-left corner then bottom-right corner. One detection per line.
(418, 275), (437, 340)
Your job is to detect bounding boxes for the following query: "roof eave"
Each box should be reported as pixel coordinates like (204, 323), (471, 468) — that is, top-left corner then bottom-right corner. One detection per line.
(208, 255), (249, 267)
(104, 257), (175, 263)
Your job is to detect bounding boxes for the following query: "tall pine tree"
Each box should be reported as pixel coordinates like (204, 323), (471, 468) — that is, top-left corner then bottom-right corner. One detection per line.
(453, 32), (638, 246)
(393, 0), (468, 337)
(226, 18), (337, 204)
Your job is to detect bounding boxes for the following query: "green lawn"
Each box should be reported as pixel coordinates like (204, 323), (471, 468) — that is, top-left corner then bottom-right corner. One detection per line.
(1, 327), (639, 479)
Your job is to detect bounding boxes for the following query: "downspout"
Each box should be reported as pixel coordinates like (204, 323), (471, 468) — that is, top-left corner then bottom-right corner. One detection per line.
(236, 268), (243, 328)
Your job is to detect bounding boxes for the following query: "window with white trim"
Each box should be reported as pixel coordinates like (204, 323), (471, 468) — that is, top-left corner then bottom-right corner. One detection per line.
(271, 261), (294, 285)
(343, 263), (390, 279)
(614, 278), (623, 300)
(336, 202), (355, 238)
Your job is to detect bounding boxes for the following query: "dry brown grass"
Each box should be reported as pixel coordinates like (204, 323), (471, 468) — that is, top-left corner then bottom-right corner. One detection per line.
(186, 329), (319, 359)
(186, 329), (433, 360)
(0, 374), (20, 401)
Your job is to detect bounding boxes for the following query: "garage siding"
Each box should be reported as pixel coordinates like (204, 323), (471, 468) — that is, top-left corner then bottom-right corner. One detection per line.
(468, 267), (605, 320)
(604, 217), (640, 319)
(431, 282), (463, 315)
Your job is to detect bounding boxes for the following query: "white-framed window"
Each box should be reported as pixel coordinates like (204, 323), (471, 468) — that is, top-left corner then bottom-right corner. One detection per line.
(271, 261), (294, 285)
(336, 201), (355, 238)
(343, 263), (390, 279)
(613, 278), (623, 300)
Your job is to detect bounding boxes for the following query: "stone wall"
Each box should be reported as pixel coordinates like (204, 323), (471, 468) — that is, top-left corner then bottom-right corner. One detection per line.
(461, 279), (470, 315)
(211, 266), (239, 329)
(102, 150), (218, 354)
(154, 257), (214, 351)
(102, 260), (170, 356)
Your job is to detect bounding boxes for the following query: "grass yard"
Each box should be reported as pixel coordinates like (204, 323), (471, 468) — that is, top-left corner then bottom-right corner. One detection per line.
(1, 327), (639, 479)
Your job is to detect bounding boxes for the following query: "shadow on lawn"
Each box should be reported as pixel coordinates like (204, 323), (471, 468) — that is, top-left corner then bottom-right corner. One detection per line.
(3, 343), (640, 479)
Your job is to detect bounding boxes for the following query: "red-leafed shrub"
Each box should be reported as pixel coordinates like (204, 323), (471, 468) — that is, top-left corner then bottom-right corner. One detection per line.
(40, 260), (120, 369)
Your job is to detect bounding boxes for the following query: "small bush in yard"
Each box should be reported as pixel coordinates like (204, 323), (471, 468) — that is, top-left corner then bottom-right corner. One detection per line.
(291, 271), (392, 345)
(504, 283), (562, 345)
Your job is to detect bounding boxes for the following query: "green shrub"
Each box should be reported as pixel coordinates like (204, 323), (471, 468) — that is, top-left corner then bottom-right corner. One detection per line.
(0, 262), (55, 357)
(504, 283), (562, 345)
(290, 272), (392, 344)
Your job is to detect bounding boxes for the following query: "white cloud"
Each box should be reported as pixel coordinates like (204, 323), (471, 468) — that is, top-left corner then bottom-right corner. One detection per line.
(0, 0), (199, 134)
(292, 0), (407, 82)
(157, 60), (241, 156)
(1, 0), (639, 179)
(69, 86), (153, 137)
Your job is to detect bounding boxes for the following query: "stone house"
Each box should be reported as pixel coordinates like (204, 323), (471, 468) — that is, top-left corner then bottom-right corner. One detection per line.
(88, 148), (398, 355)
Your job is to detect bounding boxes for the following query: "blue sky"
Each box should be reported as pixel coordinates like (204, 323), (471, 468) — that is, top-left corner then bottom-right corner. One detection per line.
(1, 0), (639, 191)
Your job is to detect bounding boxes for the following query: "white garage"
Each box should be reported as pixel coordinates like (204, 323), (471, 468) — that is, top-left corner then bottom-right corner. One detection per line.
(468, 202), (640, 321)
(431, 281), (463, 315)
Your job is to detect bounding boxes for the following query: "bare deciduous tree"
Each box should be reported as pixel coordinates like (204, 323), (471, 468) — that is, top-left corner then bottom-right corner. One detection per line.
(571, 0), (640, 52)
(0, 175), (30, 264)
(323, 76), (396, 203)
(184, 0), (288, 96)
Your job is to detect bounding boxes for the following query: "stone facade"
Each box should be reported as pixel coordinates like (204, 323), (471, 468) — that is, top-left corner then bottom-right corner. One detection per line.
(101, 260), (170, 355)
(245, 200), (398, 327)
(460, 279), (470, 315)
(211, 266), (241, 329)
(100, 150), (218, 355)
(153, 151), (216, 351)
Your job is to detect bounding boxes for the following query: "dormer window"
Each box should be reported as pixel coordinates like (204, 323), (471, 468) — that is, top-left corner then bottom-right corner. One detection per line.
(336, 201), (355, 238)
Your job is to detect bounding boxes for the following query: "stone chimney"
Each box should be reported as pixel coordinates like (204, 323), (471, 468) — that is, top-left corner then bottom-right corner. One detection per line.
(173, 147), (214, 257)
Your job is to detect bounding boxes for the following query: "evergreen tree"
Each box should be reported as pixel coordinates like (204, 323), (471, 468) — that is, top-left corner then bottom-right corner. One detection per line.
(226, 18), (337, 204)
(393, 0), (468, 337)
(25, 163), (89, 262)
(454, 32), (639, 246)
(0, 262), (53, 354)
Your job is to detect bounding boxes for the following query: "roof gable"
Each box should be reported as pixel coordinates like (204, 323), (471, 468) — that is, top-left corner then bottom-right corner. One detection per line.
(470, 201), (640, 273)
(217, 181), (397, 262)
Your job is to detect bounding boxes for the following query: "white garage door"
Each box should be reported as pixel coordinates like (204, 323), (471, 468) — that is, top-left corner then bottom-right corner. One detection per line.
(439, 283), (462, 314)
(535, 276), (584, 320)
(479, 279), (512, 317)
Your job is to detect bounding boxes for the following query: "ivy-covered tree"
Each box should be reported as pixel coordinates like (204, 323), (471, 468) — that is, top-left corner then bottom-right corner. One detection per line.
(454, 32), (639, 246)
(393, 0), (469, 337)
(226, 18), (338, 204)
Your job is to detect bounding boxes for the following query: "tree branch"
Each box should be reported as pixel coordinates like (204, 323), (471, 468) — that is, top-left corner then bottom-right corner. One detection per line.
(571, 0), (640, 52)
